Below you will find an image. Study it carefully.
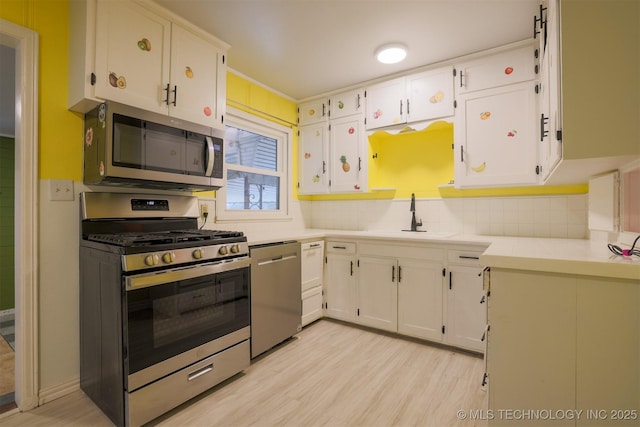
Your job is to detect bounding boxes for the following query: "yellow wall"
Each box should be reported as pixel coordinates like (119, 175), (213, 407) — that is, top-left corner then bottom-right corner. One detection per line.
(1, 0), (84, 181)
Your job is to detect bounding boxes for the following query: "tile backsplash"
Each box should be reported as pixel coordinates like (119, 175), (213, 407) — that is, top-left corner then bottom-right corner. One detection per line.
(306, 194), (588, 239)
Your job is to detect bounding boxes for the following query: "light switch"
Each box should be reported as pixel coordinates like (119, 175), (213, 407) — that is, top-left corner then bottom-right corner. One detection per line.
(49, 180), (74, 201)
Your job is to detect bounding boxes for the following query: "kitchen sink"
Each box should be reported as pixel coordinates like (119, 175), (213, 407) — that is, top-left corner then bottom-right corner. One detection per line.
(370, 230), (455, 238)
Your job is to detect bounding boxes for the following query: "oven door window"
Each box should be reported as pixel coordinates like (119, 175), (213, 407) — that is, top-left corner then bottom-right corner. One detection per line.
(126, 267), (249, 374)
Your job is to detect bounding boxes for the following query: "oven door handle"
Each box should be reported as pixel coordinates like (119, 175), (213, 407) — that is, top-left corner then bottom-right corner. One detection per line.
(125, 257), (250, 291)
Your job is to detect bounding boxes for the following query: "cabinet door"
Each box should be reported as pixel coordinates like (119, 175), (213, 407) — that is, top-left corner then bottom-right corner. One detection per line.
(357, 256), (397, 332)
(95, 0), (171, 114)
(329, 89), (364, 120)
(455, 45), (536, 95)
(446, 266), (486, 352)
(397, 258), (444, 342)
(406, 67), (455, 122)
(488, 269), (576, 421)
(169, 24), (225, 128)
(298, 123), (329, 194)
(365, 77), (405, 129)
(301, 241), (324, 292)
(454, 81), (538, 188)
(329, 116), (365, 192)
(298, 99), (327, 126)
(538, 0), (562, 182)
(324, 253), (356, 322)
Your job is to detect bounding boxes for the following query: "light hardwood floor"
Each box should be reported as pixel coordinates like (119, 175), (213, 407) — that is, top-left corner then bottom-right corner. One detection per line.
(1, 319), (488, 427)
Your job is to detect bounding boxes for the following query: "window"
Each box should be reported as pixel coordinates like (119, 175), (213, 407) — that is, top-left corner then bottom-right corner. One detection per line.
(216, 108), (291, 221)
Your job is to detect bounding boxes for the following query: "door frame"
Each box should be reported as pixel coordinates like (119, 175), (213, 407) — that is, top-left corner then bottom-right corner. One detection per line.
(0, 18), (40, 411)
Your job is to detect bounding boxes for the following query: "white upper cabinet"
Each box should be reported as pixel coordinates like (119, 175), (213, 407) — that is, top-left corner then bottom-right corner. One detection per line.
(454, 81), (538, 188)
(453, 44), (539, 188)
(298, 122), (329, 194)
(454, 46), (536, 95)
(94, 0), (171, 115)
(328, 115), (366, 192)
(365, 66), (454, 130)
(329, 88), (364, 120)
(298, 88), (367, 194)
(69, 0), (229, 129)
(298, 99), (328, 126)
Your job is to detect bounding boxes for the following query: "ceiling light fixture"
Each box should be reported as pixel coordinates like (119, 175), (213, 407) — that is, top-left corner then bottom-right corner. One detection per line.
(375, 44), (407, 64)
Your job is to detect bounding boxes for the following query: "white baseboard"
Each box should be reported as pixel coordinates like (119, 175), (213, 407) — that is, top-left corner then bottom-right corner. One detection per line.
(38, 378), (80, 406)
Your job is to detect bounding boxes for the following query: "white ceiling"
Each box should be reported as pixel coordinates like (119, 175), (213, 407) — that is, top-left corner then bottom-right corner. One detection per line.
(154, 0), (540, 101)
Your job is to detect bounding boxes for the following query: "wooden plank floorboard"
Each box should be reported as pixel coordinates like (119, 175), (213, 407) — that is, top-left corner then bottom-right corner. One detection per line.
(0, 319), (488, 427)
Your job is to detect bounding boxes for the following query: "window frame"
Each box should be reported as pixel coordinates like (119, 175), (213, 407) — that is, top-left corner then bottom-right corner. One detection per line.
(215, 107), (292, 222)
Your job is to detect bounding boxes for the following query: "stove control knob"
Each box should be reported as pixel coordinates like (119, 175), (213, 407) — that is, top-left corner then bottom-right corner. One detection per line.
(218, 246), (229, 256)
(144, 254), (159, 267)
(162, 252), (176, 264)
(192, 248), (204, 260)
(230, 244), (240, 254)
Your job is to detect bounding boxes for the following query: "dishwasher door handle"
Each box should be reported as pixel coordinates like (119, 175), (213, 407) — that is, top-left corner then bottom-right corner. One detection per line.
(257, 254), (297, 266)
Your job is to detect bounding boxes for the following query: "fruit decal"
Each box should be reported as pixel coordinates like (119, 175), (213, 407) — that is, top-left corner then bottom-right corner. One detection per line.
(480, 111), (491, 120)
(339, 155), (350, 172)
(353, 185), (360, 190)
(304, 152), (311, 159)
(85, 127), (93, 147)
(99, 161), (105, 176)
(429, 90), (445, 103)
(185, 66), (194, 78)
(338, 101), (344, 109)
(373, 109), (383, 119)
(308, 109), (316, 116)
(137, 38), (151, 51)
(507, 130), (517, 137)
(312, 175), (320, 183)
(109, 72), (126, 89)
(203, 106), (212, 117)
(505, 67), (514, 75)
(348, 127), (355, 134)
(471, 162), (487, 173)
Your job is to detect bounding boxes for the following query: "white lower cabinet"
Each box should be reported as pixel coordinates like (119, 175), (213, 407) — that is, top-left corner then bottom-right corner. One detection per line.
(356, 256), (398, 332)
(487, 268), (640, 426)
(322, 239), (488, 353)
(446, 250), (487, 352)
(397, 258), (445, 342)
(301, 241), (324, 327)
(324, 241), (357, 322)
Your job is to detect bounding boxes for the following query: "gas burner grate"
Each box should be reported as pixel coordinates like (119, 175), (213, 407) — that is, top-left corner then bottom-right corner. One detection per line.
(87, 230), (244, 247)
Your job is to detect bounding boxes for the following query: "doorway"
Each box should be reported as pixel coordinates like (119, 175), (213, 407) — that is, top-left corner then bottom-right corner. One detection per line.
(0, 18), (39, 414)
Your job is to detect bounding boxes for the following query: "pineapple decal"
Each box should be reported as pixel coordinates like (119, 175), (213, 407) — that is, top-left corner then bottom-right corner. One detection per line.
(339, 155), (350, 172)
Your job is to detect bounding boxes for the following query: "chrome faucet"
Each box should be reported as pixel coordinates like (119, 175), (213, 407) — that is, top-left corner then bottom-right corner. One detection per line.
(410, 193), (423, 231)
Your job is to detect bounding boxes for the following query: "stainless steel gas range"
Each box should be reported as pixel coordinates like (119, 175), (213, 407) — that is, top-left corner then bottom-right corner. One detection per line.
(79, 192), (250, 427)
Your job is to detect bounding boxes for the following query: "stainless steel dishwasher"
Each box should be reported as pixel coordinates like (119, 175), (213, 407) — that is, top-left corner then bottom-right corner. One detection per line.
(250, 241), (301, 358)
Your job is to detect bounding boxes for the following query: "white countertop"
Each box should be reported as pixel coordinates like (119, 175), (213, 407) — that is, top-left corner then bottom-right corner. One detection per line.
(244, 229), (640, 281)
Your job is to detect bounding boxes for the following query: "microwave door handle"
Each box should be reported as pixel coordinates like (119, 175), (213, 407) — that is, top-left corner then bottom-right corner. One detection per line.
(205, 136), (215, 176)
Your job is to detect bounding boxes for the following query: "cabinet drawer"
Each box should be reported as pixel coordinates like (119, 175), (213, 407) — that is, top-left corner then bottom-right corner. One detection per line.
(326, 241), (356, 254)
(448, 249), (484, 266)
(359, 242), (445, 261)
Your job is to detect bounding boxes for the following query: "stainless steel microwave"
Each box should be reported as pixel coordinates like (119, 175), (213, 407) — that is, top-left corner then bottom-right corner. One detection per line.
(83, 102), (225, 191)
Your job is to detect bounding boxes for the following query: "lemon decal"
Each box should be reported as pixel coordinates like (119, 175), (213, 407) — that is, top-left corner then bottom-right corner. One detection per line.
(185, 66), (194, 78)
(480, 112), (491, 120)
(338, 101), (344, 109)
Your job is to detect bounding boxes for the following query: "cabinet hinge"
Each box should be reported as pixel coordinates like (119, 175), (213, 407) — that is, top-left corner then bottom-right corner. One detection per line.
(364, 90), (367, 98)
(535, 165), (541, 175)
(222, 55), (225, 65)
(442, 325), (445, 334)
(221, 114), (224, 124)
(453, 100), (457, 109)
(325, 256), (327, 264)
(442, 268), (446, 277)
(357, 259), (360, 267)
(453, 68), (457, 77)
(90, 73), (96, 86)
(451, 143), (454, 150)
(357, 308), (360, 316)
(556, 129), (563, 142)
(449, 271), (452, 290)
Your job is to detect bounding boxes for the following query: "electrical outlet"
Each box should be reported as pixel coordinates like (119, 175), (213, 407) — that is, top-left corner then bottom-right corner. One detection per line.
(200, 204), (209, 216)
(49, 180), (74, 201)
